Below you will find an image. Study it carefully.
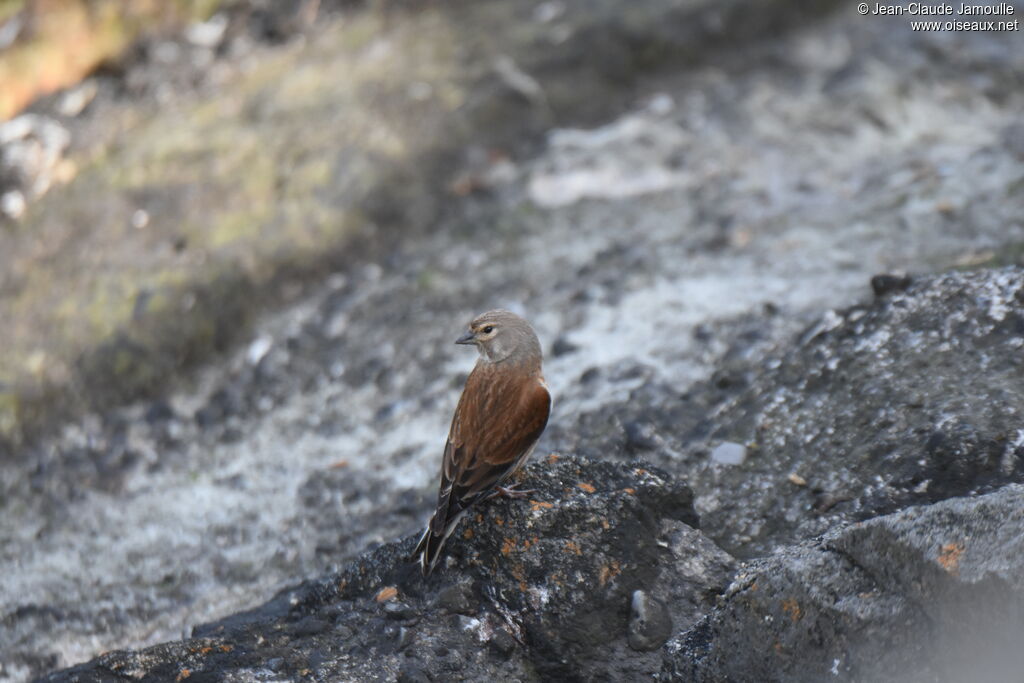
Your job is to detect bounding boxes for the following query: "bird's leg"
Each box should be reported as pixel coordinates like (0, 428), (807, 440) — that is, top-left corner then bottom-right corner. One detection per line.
(489, 482), (536, 500)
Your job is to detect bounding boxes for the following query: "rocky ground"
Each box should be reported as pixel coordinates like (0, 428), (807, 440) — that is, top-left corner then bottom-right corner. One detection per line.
(2, 0), (1024, 681)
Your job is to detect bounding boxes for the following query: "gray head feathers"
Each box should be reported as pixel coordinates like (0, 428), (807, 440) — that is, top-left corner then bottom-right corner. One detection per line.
(457, 309), (543, 366)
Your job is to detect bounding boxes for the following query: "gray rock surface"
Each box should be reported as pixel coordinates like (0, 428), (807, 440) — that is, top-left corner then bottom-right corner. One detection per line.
(557, 268), (1024, 557)
(665, 484), (1024, 683)
(38, 464), (1024, 682)
(3, 0), (1024, 680)
(41, 456), (733, 682)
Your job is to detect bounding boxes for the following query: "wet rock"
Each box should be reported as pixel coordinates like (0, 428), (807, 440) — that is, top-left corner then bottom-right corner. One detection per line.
(42, 456), (732, 682)
(664, 484), (1024, 682)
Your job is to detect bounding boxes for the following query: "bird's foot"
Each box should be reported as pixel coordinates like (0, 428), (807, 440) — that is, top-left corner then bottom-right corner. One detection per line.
(490, 483), (535, 500)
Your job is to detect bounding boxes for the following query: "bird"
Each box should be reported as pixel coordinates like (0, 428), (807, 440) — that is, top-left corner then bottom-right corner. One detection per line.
(413, 309), (551, 576)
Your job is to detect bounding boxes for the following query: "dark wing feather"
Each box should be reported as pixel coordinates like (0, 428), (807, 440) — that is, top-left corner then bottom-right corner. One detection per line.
(416, 368), (550, 575)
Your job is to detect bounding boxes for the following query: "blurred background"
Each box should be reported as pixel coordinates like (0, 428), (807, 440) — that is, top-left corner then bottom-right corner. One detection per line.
(1, 0), (1022, 680)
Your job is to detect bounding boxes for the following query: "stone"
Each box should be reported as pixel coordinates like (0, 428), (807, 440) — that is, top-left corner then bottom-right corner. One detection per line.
(870, 273), (913, 297)
(436, 582), (476, 615)
(628, 590), (673, 651)
(709, 441), (746, 466)
(40, 457), (729, 682)
(557, 268), (1024, 557)
(664, 485), (1024, 682)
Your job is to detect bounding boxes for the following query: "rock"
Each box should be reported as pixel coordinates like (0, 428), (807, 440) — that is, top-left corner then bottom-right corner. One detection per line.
(664, 484), (1024, 682)
(624, 420), (660, 452)
(870, 273), (913, 297)
(557, 268), (1024, 557)
(6, 0), (1024, 677)
(41, 456), (733, 682)
(628, 590), (673, 651)
(436, 581), (476, 615)
(709, 441), (746, 466)
(0, 114), (70, 218)
(551, 335), (580, 357)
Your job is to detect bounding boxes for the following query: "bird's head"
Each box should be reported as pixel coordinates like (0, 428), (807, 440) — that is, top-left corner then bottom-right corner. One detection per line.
(455, 309), (542, 364)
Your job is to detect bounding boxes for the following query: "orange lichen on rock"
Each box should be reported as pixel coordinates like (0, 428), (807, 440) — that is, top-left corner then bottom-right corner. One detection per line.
(781, 598), (802, 622)
(598, 560), (621, 586)
(176, 669), (191, 682)
(530, 500), (553, 511)
(564, 540), (582, 555)
(463, 527), (474, 539)
(501, 537), (516, 555)
(623, 487), (636, 495)
(510, 563), (528, 592)
(937, 542), (965, 576)
(547, 453), (561, 464)
(578, 482), (596, 493)
(375, 586), (398, 602)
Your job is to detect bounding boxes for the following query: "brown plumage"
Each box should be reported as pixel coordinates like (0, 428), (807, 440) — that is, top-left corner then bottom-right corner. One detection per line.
(414, 309), (551, 576)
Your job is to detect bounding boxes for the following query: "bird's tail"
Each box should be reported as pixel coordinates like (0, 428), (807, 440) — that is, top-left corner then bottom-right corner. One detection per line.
(413, 508), (465, 576)
(412, 525), (445, 576)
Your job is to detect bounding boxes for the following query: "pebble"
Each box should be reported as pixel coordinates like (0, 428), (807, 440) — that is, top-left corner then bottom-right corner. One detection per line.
(624, 421), (659, 451)
(627, 590), (672, 652)
(551, 335), (580, 356)
(870, 273), (913, 297)
(437, 582), (475, 615)
(246, 335), (273, 365)
(711, 441), (747, 466)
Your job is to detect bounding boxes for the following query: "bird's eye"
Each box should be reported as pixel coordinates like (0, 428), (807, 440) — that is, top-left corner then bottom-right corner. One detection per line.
(482, 325), (494, 334)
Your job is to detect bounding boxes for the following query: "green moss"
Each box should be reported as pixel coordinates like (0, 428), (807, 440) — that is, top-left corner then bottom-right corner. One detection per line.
(0, 4), (495, 446)
(0, 392), (19, 440)
(957, 243), (1024, 270)
(0, 0), (24, 23)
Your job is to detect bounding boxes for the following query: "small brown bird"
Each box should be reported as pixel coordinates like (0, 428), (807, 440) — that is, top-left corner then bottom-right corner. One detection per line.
(414, 309), (551, 576)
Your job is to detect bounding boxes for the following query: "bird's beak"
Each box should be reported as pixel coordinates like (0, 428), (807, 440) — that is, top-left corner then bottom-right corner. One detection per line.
(455, 331), (476, 345)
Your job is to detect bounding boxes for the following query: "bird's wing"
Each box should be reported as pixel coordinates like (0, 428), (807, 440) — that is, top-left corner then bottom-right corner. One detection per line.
(431, 370), (551, 533)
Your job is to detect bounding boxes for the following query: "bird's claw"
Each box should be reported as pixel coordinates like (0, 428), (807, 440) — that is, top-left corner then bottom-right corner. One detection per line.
(490, 483), (535, 500)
